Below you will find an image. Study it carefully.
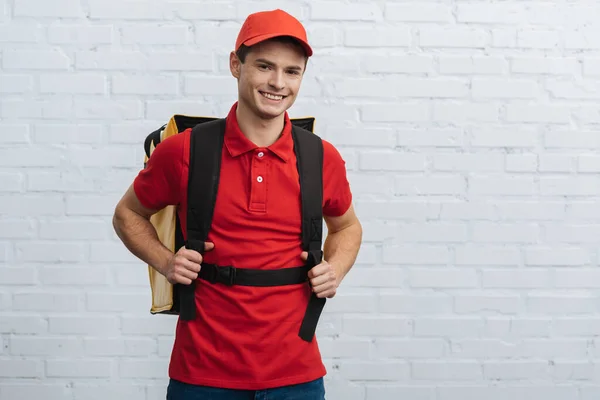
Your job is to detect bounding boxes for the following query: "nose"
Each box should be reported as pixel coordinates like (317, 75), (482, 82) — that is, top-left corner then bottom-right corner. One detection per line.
(268, 70), (285, 91)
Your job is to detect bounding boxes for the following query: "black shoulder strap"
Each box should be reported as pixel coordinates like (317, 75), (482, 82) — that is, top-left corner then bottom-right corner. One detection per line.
(178, 118), (226, 321)
(291, 125), (326, 342)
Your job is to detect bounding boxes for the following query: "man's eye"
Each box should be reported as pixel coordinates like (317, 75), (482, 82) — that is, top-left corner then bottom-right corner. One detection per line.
(258, 64), (270, 70)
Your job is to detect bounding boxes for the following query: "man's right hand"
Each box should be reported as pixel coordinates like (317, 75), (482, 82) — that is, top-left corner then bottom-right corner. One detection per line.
(164, 242), (215, 285)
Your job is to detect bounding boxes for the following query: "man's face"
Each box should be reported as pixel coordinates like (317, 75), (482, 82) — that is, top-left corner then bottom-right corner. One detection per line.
(230, 39), (306, 120)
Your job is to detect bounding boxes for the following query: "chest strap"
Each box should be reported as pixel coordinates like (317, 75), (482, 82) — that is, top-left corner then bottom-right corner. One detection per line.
(198, 263), (310, 287)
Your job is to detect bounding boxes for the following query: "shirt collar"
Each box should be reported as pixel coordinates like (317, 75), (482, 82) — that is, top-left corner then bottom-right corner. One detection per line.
(224, 102), (294, 163)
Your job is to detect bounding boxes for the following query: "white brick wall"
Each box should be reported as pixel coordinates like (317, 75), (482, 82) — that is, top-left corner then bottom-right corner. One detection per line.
(2, 0), (600, 399)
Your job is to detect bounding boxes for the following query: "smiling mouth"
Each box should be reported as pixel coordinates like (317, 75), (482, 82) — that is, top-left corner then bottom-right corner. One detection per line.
(259, 91), (285, 101)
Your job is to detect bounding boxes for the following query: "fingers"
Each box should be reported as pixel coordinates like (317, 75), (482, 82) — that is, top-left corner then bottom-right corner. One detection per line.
(300, 251), (308, 261)
(205, 241), (215, 252)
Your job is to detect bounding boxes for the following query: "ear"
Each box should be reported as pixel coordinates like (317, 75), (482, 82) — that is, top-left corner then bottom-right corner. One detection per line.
(230, 51), (241, 79)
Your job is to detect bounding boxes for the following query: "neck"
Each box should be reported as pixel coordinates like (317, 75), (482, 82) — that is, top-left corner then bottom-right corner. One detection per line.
(236, 101), (285, 147)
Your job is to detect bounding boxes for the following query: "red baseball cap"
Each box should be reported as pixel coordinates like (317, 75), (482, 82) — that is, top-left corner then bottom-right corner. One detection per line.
(235, 9), (313, 57)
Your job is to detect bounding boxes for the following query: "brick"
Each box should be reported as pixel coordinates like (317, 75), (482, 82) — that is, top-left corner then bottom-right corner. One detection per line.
(0, 316), (47, 334)
(440, 201), (497, 220)
(396, 222), (468, 243)
(329, 127), (395, 147)
(3, 49), (70, 70)
(368, 386), (434, 400)
(438, 386), (577, 400)
(433, 153), (503, 172)
(341, 361), (409, 381)
(184, 76), (236, 95)
(326, 293), (377, 313)
(345, 27), (410, 47)
(412, 361), (482, 380)
(49, 316), (119, 335)
(28, 172), (95, 192)
(360, 152), (425, 171)
(409, 268), (477, 289)
(541, 177), (600, 196)
(556, 269), (600, 288)
(75, 100), (143, 120)
(0, 124), (29, 143)
(472, 78), (539, 99)
(362, 103), (430, 122)
(84, 338), (157, 357)
(119, 360), (167, 378)
(0, 23), (41, 42)
(395, 176), (465, 196)
(0, 74), (33, 94)
(47, 359), (112, 378)
(439, 56), (508, 75)
(309, 54), (361, 74)
(39, 266), (111, 286)
(565, 30), (600, 49)
(455, 245), (521, 266)
(72, 385), (145, 400)
(365, 55), (433, 74)
(456, 4), (522, 24)
(15, 242), (85, 263)
(434, 102), (500, 122)
(343, 316), (412, 336)
(528, 294), (596, 314)
(0, 173), (23, 192)
(495, 201), (565, 220)
(492, 29), (517, 48)
(319, 338), (371, 358)
(121, 316), (176, 335)
(0, 267), (36, 285)
(40, 74), (107, 94)
(397, 129), (463, 147)
(0, 359), (42, 378)
(455, 295), (521, 314)
(14, 0), (83, 17)
(584, 58), (600, 76)
(484, 361), (548, 380)
(414, 317), (485, 338)
(86, 292), (147, 313)
(88, 0), (164, 19)
(195, 25), (240, 49)
(9, 337), (83, 356)
(34, 124), (103, 144)
(506, 154), (538, 172)
(90, 242), (139, 262)
(420, 27), (488, 48)
(548, 80), (600, 100)
(470, 176), (536, 196)
(545, 130), (600, 149)
(380, 294), (452, 314)
(506, 104), (571, 123)
(1, 98), (72, 119)
(113, 74), (179, 95)
(386, 3), (452, 22)
(121, 24), (188, 45)
(48, 25), (113, 44)
(472, 222), (539, 243)
(168, 1), (236, 20)
(12, 292), (82, 312)
(471, 128), (539, 148)
(525, 247), (590, 266)
(512, 57), (579, 75)
(344, 267), (405, 289)
(517, 29), (560, 49)
(483, 269), (552, 288)
(0, 385), (72, 399)
(375, 339), (446, 358)
(383, 245), (449, 265)
(307, 25), (340, 48)
(312, 3), (382, 21)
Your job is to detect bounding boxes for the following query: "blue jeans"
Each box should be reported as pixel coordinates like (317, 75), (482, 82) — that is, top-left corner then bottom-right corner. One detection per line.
(166, 378), (326, 400)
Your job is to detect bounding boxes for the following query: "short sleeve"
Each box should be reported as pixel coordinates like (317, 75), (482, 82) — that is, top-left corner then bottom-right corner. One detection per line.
(133, 129), (190, 210)
(322, 139), (352, 217)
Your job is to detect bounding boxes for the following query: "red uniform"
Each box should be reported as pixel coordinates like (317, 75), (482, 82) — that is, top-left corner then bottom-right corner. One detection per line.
(133, 103), (352, 390)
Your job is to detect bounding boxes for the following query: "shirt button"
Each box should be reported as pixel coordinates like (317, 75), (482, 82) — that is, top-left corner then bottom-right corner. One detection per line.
(257, 176), (263, 183)
(258, 152), (264, 158)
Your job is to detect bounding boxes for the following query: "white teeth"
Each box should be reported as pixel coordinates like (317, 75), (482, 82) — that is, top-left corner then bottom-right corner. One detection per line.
(261, 92), (283, 100)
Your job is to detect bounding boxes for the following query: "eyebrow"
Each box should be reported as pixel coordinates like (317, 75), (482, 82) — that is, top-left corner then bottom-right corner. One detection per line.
(255, 58), (303, 71)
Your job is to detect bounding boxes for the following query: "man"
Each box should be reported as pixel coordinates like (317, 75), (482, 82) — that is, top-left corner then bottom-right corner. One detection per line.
(113, 9), (362, 400)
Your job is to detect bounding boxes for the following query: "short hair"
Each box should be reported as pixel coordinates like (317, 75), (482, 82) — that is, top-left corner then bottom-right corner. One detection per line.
(235, 36), (308, 65)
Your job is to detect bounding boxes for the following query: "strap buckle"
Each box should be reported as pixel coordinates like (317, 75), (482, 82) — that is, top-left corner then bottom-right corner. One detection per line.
(207, 265), (237, 286)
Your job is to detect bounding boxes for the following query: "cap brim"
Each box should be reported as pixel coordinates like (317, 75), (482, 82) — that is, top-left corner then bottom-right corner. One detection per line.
(242, 32), (313, 57)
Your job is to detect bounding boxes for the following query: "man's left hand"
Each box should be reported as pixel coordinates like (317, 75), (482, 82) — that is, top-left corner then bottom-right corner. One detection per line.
(301, 252), (339, 299)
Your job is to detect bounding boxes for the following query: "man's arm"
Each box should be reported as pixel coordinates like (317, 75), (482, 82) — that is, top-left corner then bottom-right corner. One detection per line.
(112, 184), (174, 277)
(323, 204), (362, 286)
(112, 184), (210, 285)
(304, 204), (362, 298)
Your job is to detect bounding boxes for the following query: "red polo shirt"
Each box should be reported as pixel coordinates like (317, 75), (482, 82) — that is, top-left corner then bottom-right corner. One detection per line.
(133, 103), (352, 390)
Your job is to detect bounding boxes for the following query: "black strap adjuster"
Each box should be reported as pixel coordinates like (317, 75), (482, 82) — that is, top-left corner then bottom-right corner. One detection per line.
(204, 264), (236, 286)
